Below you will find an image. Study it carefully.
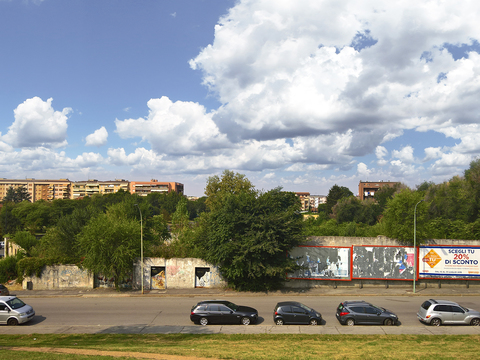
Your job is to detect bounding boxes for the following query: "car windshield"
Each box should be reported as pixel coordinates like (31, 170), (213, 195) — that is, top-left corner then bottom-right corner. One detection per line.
(459, 304), (469, 312)
(6, 298), (26, 310)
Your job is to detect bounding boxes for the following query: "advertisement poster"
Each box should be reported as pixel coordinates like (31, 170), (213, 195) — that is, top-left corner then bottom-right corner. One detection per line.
(288, 246), (350, 280)
(352, 246), (415, 279)
(419, 246), (480, 278)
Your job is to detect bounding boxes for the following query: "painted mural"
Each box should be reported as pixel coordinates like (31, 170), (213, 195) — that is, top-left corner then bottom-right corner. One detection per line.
(352, 246), (414, 279)
(288, 246), (350, 280)
(151, 266), (166, 289)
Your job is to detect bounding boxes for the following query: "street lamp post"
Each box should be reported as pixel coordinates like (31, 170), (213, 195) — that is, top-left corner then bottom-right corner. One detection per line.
(413, 199), (424, 294)
(134, 204), (144, 294)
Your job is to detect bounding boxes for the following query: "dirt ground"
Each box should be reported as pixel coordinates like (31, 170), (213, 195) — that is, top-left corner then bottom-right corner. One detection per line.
(4, 347), (220, 360)
(5, 280), (23, 292)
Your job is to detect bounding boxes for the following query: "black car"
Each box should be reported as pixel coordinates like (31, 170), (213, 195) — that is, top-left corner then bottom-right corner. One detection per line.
(190, 300), (258, 326)
(336, 300), (398, 326)
(0, 284), (9, 296)
(273, 301), (322, 325)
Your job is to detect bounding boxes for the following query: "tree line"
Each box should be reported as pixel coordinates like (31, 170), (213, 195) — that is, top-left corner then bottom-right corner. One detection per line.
(1, 159), (480, 291)
(306, 159), (480, 242)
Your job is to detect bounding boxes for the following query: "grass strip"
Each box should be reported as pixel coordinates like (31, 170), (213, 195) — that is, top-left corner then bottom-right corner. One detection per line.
(0, 334), (479, 359)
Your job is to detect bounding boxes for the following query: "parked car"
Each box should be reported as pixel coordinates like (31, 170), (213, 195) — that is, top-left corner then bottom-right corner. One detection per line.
(0, 296), (35, 325)
(417, 299), (480, 326)
(190, 300), (258, 326)
(0, 284), (9, 296)
(336, 300), (398, 326)
(273, 301), (322, 325)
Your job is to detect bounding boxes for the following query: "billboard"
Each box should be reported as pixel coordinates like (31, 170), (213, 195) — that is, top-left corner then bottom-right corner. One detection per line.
(288, 246), (350, 280)
(419, 246), (480, 278)
(352, 246), (415, 280)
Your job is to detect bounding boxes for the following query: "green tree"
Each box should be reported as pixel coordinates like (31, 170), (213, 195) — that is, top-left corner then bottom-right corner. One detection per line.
(426, 176), (473, 223)
(198, 187), (303, 291)
(37, 206), (98, 259)
(325, 184), (353, 214)
(205, 170), (256, 211)
(381, 189), (427, 243)
(374, 183), (404, 213)
(11, 231), (38, 256)
(77, 203), (140, 289)
(3, 185), (31, 203)
(464, 158), (480, 222)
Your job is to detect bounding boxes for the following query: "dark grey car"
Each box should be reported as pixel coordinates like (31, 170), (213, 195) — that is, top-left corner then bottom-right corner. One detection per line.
(273, 301), (322, 325)
(336, 300), (398, 326)
(417, 299), (480, 326)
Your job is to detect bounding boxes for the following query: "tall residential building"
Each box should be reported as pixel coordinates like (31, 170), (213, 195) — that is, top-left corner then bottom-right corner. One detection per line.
(0, 178), (72, 202)
(129, 179), (184, 196)
(295, 192), (310, 212)
(358, 180), (400, 201)
(72, 179), (130, 199)
(309, 195), (327, 211)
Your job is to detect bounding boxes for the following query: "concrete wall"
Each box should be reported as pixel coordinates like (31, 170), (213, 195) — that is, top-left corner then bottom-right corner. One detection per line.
(133, 257), (226, 290)
(22, 265), (93, 290)
(304, 236), (480, 247)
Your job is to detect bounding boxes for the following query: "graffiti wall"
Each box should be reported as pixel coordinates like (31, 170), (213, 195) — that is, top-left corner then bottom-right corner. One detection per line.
(288, 246), (350, 280)
(133, 258), (227, 289)
(23, 265), (93, 290)
(419, 246), (480, 279)
(195, 267), (224, 288)
(352, 246), (415, 280)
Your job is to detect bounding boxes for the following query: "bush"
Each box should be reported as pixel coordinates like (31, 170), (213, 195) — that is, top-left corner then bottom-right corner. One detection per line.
(0, 255), (19, 283)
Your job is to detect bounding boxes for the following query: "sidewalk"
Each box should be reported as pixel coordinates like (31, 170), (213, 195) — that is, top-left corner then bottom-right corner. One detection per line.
(8, 285), (480, 298)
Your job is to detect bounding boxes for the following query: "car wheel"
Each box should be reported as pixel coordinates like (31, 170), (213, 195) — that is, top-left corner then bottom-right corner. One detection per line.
(7, 318), (19, 326)
(275, 318), (284, 326)
(471, 318), (480, 326)
(384, 318), (393, 326)
(346, 318), (355, 326)
(199, 317), (208, 326)
(241, 317), (251, 326)
(309, 319), (318, 326)
(430, 318), (441, 326)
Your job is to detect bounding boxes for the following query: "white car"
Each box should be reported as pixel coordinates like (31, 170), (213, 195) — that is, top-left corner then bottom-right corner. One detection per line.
(0, 296), (35, 325)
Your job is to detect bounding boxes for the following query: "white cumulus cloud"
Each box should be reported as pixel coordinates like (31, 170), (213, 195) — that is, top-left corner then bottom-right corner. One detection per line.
(1, 97), (71, 149)
(85, 127), (108, 147)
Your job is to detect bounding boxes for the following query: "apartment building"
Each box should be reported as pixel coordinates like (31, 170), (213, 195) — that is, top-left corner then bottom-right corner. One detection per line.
(0, 178), (72, 202)
(295, 192), (310, 212)
(309, 194), (327, 211)
(1, 178), (183, 202)
(72, 179), (129, 199)
(358, 180), (400, 201)
(129, 179), (184, 196)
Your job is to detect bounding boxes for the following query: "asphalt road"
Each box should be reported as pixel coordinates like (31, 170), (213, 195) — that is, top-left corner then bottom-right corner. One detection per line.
(2, 295), (480, 335)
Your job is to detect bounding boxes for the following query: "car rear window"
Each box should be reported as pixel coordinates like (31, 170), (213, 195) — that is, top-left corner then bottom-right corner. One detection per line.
(350, 306), (365, 313)
(421, 301), (432, 310)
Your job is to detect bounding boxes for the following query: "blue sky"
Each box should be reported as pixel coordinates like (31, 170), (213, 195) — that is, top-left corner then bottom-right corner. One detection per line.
(1, 0), (480, 197)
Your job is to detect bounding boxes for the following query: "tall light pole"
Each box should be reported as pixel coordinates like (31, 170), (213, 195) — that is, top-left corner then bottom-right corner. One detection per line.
(413, 199), (424, 294)
(134, 204), (144, 294)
